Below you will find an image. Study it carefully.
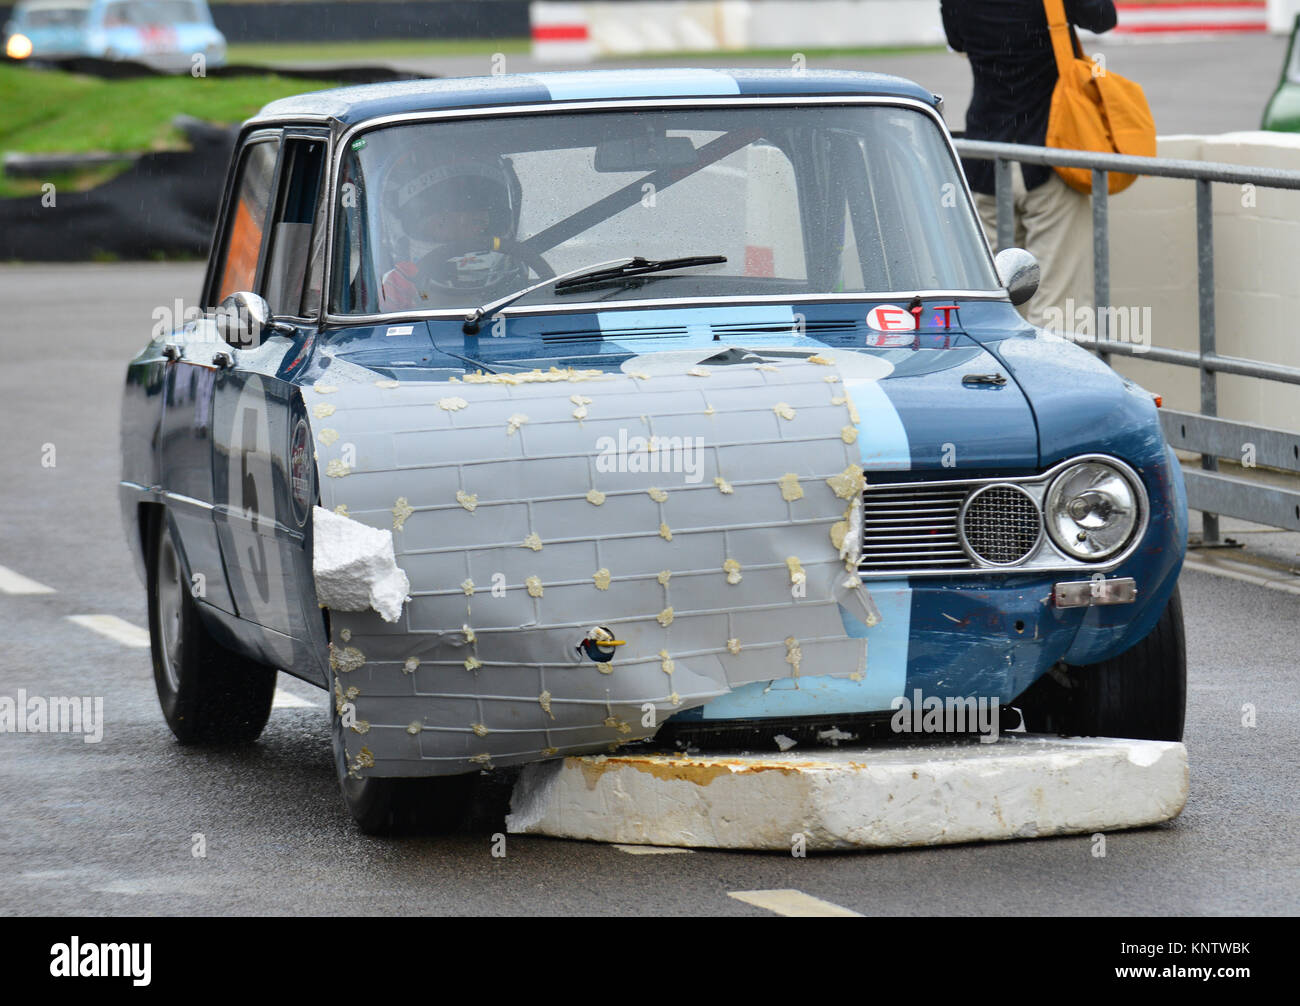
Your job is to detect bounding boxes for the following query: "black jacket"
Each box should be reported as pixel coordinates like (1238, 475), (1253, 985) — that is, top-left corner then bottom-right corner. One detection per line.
(941, 0), (1117, 194)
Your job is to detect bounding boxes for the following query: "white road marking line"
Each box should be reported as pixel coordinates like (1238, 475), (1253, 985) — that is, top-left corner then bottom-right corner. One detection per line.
(66, 615), (150, 648)
(1182, 556), (1300, 596)
(611, 844), (694, 855)
(272, 689), (318, 709)
(728, 889), (863, 917)
(0, 565), (55, 595)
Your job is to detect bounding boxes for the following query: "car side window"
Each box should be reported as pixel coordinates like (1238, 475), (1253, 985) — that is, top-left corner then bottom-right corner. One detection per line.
(213, 138), (280, 305)
(262, 137), (328, 320)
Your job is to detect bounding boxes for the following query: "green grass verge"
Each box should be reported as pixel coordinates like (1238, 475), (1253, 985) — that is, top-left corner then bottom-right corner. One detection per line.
(0, 63), (340, 157)
(226, 37), (530, 65)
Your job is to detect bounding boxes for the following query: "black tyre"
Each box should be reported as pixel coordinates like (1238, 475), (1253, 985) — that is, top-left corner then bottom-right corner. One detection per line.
(1013, 585), (1186, 741)
(147, 508), (277, 744)
(330, 683), (477, 835)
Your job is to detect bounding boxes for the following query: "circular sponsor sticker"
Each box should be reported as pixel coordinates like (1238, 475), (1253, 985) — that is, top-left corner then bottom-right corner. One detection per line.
(866, 304), (917, 332)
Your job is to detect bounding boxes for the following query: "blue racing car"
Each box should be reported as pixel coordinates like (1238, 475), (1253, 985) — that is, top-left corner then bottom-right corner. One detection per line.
(4, 0), (225, 71)
(119, 69), (1187, 833)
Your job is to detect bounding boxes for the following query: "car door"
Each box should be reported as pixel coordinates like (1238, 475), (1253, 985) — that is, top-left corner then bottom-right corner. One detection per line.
(154, 135), (285, 623)
(204, 129), (331, 675)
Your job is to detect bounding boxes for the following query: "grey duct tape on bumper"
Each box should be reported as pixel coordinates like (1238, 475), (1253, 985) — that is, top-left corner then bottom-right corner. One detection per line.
(305, 358), (880, 777)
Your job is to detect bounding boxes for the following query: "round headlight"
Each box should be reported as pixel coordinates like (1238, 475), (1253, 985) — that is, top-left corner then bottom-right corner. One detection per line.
(6, 33), (33, 60)
(1045, 461), (1140, 561)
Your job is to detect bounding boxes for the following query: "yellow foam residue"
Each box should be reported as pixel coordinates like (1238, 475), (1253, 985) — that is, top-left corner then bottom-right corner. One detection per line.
(318, 428), (339, 446)
(714, 477), (734, 495)
(648, 487), (668, 503)
(462, 366), (606, 385)
(526, 576), (544, 598)
(723, 558), (742, 585)
(657, 607), (674, 627)
(330, 645), (365, 673)
(826, 464), (866, 500)
(593, 568), (612, 590)
(523, 532), (543, 551)
(785, 636), (803, 677)
(778, 473), (804, 502)
(456, 490), (478, 512)
(325, 459), (350, 478)
(773, 402), (796, 420)
(392, 497), (414, 531)
(586, 489), (606, 506)
(312, 402), (335, 419)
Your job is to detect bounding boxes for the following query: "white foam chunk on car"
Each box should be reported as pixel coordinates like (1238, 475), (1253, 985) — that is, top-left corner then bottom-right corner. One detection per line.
(506, 737), (1189, 851)
(312, 506), (410, 623)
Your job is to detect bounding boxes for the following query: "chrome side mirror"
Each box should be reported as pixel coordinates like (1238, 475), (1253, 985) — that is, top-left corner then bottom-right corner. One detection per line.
(994, 248), (1040, 307)
(218, 291), (293, 347)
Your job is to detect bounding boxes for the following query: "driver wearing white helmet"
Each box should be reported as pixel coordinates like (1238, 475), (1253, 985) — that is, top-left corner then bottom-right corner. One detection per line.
(379, 153), (532, 311)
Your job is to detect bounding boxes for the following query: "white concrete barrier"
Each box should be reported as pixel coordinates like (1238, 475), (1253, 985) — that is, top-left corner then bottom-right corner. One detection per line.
(506, 736), (1189, 850)
(1107, 131), (1300, 435)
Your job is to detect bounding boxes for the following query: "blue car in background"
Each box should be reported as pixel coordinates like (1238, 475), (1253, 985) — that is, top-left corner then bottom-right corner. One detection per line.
(119, 69), (1189, 833)
(4, 0), (226, 72)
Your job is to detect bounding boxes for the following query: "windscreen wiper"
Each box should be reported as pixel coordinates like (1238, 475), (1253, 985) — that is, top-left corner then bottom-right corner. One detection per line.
(462, 255), (726, 334)
(552, 255), (726, 293)
(464, 257), (633, 334)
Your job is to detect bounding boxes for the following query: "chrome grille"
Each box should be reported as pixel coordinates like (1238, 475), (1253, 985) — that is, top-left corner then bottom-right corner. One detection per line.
(960, 485), (1042, 565)
(858, 484), (971, 571)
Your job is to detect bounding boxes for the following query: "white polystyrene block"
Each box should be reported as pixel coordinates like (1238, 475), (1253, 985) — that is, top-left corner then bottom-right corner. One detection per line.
(506, 737), (1189, 850)
(312, 506), (410, 623)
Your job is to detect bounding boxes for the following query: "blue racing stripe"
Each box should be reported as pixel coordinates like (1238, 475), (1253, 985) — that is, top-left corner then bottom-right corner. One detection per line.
(847, 378), (911, 472)
(539, 69), (741, 101)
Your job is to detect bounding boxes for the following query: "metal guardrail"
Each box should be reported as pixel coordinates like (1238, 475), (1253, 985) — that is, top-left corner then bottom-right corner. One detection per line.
(954, 138), (1300, 542)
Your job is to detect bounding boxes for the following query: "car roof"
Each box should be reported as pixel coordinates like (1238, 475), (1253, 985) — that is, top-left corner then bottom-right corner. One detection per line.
(249, 68), (941, 130)
(16, 0), (94, 10)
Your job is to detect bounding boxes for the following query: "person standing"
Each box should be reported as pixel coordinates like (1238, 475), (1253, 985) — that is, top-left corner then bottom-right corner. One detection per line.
(941, 0), (1118, 328)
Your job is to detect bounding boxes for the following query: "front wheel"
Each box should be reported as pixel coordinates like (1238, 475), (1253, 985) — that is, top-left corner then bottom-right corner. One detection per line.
(1014, 585), (1187, 741)
(147, 508), (277, 744)
(330, 679), (477, 835)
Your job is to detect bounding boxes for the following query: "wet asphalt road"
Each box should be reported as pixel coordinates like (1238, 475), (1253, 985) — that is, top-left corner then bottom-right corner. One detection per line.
(0, 263), (1297, 916)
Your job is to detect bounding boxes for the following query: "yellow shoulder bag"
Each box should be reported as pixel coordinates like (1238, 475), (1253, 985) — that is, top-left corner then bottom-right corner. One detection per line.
(1043, 0), (1156, 194)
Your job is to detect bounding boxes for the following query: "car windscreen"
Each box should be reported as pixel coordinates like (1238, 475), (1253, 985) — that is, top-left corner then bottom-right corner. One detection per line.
(103, 0), (204, 25)
(21, 6), (90, 26)
(330, 104), (1000, 316)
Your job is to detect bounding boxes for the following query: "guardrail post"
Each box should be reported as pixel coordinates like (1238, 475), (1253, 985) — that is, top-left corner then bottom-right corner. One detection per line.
(1092, 168), (1110, 363)
(1196, 177), (1221, 546)
(995, 157), (1013, 252)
